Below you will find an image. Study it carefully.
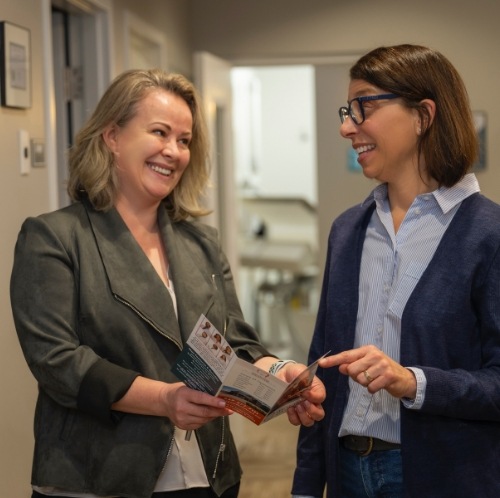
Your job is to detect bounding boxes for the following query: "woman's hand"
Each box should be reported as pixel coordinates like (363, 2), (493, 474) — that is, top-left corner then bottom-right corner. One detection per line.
(112, 377), (232, 430)
(276, 362), (326, 427)
(319, 345), (417, 399)
(162, 382), (233, 430)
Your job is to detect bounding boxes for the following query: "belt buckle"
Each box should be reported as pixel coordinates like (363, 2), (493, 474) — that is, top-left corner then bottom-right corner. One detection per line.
(359, 436), (374, 456)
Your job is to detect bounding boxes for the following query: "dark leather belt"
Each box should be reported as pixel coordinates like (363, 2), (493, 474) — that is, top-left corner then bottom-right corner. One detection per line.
(340, 435), (401, 456)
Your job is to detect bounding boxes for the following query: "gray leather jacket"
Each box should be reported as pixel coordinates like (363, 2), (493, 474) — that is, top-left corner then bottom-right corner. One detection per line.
(10, 200), (271, 498)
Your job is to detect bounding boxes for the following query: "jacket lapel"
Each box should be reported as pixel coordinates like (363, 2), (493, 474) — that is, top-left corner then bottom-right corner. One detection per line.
(158, 208), (216, 343)
(85, 204), (182, 347)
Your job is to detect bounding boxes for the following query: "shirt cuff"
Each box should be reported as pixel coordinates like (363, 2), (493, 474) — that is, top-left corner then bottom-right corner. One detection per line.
(401, 367), (426, 410)
(292, 496), (321, 498)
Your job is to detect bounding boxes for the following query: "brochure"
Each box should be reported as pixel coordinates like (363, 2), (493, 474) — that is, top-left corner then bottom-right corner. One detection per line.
(172, 314), (326, 425)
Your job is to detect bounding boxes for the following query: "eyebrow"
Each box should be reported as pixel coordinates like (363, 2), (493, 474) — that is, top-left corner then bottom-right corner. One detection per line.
(350, 86), (382, 98)
(151, 122), (192, 136)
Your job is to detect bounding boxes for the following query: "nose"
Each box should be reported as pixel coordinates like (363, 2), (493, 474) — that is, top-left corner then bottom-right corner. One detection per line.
(161, 137), (179, 157)
(340, 116), (357, 138)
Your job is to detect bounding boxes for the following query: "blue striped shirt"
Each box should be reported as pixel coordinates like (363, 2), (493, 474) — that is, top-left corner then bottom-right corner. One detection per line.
(338, 173), (480, 444)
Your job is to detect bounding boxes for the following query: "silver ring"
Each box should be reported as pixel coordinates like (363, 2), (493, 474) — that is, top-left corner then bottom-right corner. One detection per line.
(363, 370), (374, 383)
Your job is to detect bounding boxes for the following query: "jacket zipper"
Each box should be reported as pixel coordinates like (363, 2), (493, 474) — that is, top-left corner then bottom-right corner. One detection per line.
(160, 421), (227, 481)
(212, 416), (226, 479)
(210, 273), (227, 478)
(161, 427), (177, 474)
(211, 274), (228, 336)
(113, 294), (182, 349)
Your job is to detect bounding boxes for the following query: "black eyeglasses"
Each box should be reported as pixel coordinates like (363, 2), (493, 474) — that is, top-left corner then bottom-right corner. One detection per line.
(338, 94), (399, 125)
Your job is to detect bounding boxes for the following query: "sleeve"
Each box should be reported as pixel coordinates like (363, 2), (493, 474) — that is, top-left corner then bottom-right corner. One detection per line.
(10, 216), (138, 423)
(401, 367), (427, 409)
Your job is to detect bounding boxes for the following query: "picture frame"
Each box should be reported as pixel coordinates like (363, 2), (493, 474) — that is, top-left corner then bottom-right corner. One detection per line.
(0, 21), (31, 109)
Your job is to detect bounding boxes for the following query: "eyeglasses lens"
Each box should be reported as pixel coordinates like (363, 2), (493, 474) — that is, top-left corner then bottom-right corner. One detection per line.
(350, 99), (363, 124)
(339, 107), (348, 123)
(339, 99), (363, 125)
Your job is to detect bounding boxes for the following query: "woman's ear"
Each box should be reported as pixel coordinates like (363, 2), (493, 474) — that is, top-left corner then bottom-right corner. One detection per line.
(102, 124), (119, 154)
(418, 99), (436, 134)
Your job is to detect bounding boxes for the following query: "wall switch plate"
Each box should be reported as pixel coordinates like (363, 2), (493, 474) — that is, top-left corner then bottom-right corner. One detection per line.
(31, 138), (46, 167)
(19, 130), (30, 175)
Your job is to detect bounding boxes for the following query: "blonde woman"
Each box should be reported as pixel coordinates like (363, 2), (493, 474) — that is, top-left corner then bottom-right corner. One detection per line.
(11, 69), (326, 498)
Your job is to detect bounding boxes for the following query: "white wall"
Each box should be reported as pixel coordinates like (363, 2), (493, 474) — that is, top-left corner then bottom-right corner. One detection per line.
(232, 66), (317, 205)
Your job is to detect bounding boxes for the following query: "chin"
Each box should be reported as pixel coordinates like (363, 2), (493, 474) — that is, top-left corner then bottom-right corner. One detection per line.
(360, 168), (376, 180)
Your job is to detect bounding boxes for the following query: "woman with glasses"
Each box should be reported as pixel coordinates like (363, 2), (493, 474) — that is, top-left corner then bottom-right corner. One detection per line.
(292, 44), (500, 498)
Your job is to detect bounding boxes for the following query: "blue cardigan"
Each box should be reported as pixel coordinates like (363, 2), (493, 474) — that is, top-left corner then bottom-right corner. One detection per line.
(292, 192), (500, 498)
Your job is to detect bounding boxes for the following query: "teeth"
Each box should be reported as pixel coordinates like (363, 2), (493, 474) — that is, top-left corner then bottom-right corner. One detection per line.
(149, 163), (172, 176)
(355, 144), (375, 155)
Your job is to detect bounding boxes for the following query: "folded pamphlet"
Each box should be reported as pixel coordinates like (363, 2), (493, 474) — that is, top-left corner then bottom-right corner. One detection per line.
(172, 314), (326, 425)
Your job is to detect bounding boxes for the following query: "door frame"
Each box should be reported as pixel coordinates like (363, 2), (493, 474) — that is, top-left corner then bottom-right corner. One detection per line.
(123, 10), (167, 70)
(193, 51), (238, 276)
(41, 0), (114, 210)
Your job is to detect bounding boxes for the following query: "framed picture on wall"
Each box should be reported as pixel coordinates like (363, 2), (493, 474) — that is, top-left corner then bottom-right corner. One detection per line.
(0, 21), (31, 109)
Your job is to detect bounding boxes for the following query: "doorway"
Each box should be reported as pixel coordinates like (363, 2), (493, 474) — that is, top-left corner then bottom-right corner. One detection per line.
(44, 0), (112, 209)
(231, 64), (319, 362)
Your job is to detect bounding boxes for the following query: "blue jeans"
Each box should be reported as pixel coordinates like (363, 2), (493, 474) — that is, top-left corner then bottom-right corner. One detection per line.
(339, 444), (403, 498)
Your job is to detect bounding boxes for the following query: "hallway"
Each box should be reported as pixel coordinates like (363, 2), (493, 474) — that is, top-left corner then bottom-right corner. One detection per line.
(236, 416), (300, 498)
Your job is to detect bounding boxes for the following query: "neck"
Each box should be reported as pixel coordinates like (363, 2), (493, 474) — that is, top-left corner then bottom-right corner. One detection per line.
(387, 173), (438, 211)
(115, 198), (160, 235)
(386, 174), (439, 233)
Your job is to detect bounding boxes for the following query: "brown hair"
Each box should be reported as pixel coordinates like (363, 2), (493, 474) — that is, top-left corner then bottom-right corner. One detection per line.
(350, 44), (478, 187)
(67, 69), (211, 220)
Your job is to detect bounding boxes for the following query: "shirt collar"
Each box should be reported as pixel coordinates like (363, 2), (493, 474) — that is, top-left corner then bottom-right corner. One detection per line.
(362, 173), (480, 214)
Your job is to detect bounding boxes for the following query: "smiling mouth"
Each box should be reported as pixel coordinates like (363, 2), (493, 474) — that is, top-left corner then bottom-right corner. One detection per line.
(148, 163), (172, 176)
(355, 144), (375, 155)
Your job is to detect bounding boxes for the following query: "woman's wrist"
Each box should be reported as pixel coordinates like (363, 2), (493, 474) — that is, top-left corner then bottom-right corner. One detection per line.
(268, 359), (297, 376)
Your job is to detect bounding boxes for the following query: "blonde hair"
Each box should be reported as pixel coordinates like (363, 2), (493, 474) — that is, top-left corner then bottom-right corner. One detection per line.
(67, 69), (211, 221)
